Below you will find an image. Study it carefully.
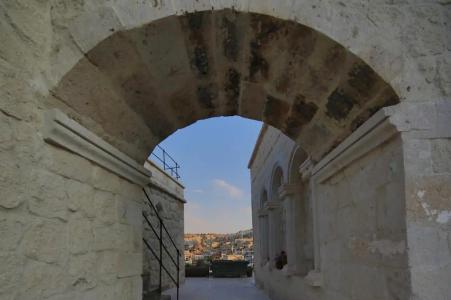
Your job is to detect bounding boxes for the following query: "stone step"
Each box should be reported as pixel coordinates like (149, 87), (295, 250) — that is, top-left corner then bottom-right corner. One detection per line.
(143, 285), (171, 300)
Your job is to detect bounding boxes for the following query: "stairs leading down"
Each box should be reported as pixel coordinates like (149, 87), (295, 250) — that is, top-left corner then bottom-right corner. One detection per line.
(142, 274), (171, 300)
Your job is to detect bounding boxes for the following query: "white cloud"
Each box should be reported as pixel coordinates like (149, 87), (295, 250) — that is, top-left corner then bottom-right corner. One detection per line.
(212, 179), (244, 199)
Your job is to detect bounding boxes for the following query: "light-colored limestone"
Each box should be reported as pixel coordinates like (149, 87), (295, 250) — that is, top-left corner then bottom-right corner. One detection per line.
(22, 219), (67, 265)
(249, 117), (438, 299)
(44, 109), (152, 186)
(68, 218), (94, 255)
(0, 0), (449, 299)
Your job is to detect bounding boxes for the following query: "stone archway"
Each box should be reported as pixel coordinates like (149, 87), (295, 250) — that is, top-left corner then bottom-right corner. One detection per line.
(49, 10), (399, 164)
(1, 2), (449, 300)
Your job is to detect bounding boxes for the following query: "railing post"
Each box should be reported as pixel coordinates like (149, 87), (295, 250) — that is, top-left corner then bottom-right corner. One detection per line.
(177, 249), (180, 300)
(162, 149), (166, 171)
(159, 219), (163, 293)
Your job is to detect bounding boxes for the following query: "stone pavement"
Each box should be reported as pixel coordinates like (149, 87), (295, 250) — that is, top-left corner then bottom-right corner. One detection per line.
(162, 277), (270, 300)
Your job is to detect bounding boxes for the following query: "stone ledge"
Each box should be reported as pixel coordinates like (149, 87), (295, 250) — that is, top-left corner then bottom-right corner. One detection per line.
(305, 270), (323, 287)
(312, 109), (398, 183)
(43, 109), (151, 187)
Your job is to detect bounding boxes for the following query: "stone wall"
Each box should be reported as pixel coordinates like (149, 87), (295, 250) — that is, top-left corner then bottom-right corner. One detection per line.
(250, 124), (409, 299)
(0, 136), (144, 299)
(0, 106), (185, 300)
(142, 161), (186, 292)
(0, 1), (449, 299)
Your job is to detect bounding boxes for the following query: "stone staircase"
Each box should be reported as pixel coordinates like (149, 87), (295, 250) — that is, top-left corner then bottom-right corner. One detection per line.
(143, 286), (171, 300)
(142, 274), (171, 300)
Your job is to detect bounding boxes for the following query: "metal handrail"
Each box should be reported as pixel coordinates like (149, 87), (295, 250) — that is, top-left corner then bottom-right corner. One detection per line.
(144, 190), (180, 251)
(143, 214), (179, 268)
(150, 145), (181, 180)
(142, 188), (181, 300)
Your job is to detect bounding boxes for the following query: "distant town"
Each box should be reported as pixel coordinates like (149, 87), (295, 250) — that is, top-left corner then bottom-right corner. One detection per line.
(184, 229), (254, 266)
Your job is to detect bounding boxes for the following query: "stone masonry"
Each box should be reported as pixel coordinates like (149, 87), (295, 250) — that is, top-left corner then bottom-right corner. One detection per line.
(0, 1), (449, 299)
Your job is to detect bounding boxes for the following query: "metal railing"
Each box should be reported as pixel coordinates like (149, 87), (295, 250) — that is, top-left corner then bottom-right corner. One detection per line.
(150, 145), (181, 180)
(142, 188), (181, 300)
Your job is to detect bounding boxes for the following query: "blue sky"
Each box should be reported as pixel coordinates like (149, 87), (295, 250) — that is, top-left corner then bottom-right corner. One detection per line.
(157, 116), (262, 234)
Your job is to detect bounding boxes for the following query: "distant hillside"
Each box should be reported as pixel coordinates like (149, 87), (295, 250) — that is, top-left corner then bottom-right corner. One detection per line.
(185, 229), (253, 240)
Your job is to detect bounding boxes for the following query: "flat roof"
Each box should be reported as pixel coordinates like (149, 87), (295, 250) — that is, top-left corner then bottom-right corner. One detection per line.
(247, 124), (268, 169)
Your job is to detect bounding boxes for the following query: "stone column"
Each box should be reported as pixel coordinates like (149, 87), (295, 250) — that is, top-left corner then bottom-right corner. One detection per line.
(300, 158), (323, 286)
(257, 208), (269, 266)
(265, 200), (282, 265)
(392, 101), (451, 300)
(279, 184), (300, 275)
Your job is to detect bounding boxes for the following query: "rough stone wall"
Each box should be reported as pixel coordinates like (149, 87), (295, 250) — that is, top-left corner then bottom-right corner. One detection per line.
(250, 126), (409, 300)
(315, 135), (408, 300)
(143, 188), (185, 290)
(0, 1), (449, 299)
(0, 139), (144, 299)
(5, 0), (448, 165)
(403, 136), (451, 300)
(142, 161), (185, 292)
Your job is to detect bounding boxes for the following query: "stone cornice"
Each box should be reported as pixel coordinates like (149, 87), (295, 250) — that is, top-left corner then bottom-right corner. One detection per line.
(311, 108), (397, 183)
(43, 109), (152, 187)
(248, 124), (268, 169)
(312, 101), (451, 183)
(299, 158), (314, 181)
(278, 184), (298, 199)
(257, 208), (268, 217)
(264, 200), (281, 210)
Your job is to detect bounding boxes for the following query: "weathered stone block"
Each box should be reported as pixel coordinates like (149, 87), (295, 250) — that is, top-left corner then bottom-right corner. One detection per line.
(82, 283), (118, 300)
(28, 170), (68, 221)
(96, 251), (118, 285)
(117, 253), (142, 278)
(115, 276), (142, 300)
(94, 190), (117, 225)
(0, 112), (13, 147)
(68, 6), (123, 53)
(431, 138), (451, 174)
(68, 253), (97, 291)
(0, 147), (35, 209)
(0, 253), (23, 295)
(22, 219), (67, 264)
(118, 180), (143, 203)
(65, 179), (95, 218)
(68, 218), (93, 255)
(116, 224), (138, 253)
(93, 225), (117, 251)
(116, 195), (143, 227)
(43, 146), (93, 184)
(0, 216), (25, 252)
(92, 166), (121, 194)
(403, 137), (432, 176)
(19, 260), (69, 300)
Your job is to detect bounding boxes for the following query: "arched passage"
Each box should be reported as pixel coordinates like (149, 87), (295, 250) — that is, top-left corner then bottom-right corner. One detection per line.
(286, 147), (314, 275)
(45, 10), (400, 296)
(0, 1), (449, 299)
(48, 9), (399, 164)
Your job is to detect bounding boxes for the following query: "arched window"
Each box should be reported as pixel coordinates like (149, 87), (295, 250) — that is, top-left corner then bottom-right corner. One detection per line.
(270, 166), (285, 262)
(270, 167), (284, 202)
(259, 189), (270, 264)
(287, 148), (314, 275)
(260, 189), (268, 209)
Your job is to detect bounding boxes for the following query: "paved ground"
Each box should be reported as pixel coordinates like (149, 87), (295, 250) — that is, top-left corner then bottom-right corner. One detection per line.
(162, 277), (270, 300)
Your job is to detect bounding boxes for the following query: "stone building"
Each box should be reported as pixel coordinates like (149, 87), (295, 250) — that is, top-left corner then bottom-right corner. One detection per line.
(250, 123), (415, 299)
(0, 0), (450, 299)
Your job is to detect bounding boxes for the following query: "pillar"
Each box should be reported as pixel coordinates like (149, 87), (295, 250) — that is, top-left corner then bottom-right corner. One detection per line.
(279, 184), (301, 275)
(265, 200), (282, 264)
(257, 208), (269, 265)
